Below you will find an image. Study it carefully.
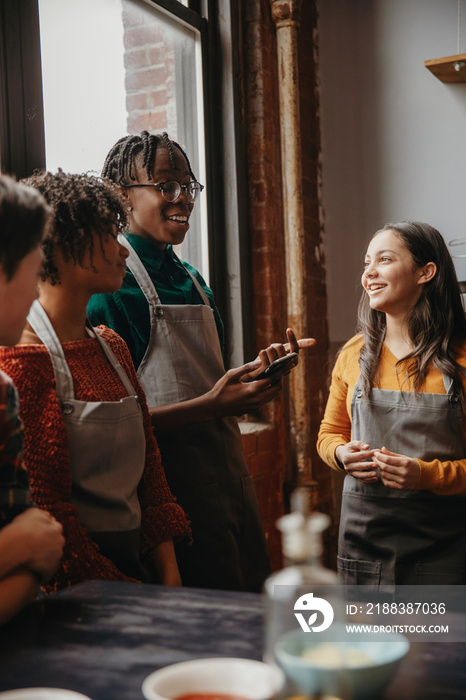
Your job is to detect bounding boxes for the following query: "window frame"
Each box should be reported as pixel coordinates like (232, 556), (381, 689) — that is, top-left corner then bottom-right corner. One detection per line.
(0, 0), (46, 178)
(0, 0), (252, 365)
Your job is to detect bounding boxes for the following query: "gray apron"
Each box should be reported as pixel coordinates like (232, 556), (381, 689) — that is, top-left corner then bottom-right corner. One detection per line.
(27, 300), (152, 581)
(121, 235), (270, 591)
(338, 371), (466, 586)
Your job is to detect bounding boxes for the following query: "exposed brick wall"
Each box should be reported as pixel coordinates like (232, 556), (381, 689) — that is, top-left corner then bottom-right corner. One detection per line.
(298, 0), (337, 562)
(119, 0), (335, 572)
(240, 421), (287, 570)
(238, 0), (336, 570)
(122, 4), (177, 135)
(238, 0), (290, 572)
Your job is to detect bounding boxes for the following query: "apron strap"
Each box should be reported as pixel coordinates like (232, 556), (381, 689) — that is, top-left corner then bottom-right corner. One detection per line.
(352, 364), (457, 399)
(28, 300), (75, 400)
(88, 324), (139, 397)
(28, 300), (138, 400)
(442, 373), (454, 394)
(172, 251), (211, 306)
(120, 234), (211, 308)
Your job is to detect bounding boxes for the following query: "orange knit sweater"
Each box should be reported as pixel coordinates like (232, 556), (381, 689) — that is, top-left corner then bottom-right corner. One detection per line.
(317, 335), (466, 495)
(0, 326), (190, 591)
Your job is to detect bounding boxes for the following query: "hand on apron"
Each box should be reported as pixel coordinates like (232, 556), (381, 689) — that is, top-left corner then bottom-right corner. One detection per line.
(339, 376), (466, 585)
(373, 446), (420, 489)
(335, 440), (379, 484)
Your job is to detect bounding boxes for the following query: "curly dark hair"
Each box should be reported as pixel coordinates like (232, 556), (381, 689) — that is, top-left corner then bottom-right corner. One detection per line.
(102, 131), (197, 185)
(22, 170), (128, 285)
(0, 174), (50, 281)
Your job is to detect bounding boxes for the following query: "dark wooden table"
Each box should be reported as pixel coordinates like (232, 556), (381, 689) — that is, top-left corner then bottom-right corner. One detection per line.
(0, 581), (465, 700)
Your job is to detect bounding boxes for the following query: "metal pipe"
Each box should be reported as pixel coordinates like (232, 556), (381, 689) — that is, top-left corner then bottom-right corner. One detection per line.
(270, 0), (313, 482)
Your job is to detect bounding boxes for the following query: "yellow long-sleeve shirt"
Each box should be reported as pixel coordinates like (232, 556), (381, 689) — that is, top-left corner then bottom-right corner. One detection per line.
(317, 334), (466, 495)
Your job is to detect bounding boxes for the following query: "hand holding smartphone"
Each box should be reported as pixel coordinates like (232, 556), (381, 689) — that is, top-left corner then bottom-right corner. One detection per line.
(254, 352), (298, 380)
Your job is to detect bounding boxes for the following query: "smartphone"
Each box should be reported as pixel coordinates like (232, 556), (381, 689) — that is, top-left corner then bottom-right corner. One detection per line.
(254, 352), (298, 380)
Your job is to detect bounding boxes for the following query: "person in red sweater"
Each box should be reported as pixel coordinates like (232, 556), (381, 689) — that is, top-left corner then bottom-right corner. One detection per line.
(318, 221), (466, 586)
(0, 170), (190, 592)
(0, 174), (64, 623)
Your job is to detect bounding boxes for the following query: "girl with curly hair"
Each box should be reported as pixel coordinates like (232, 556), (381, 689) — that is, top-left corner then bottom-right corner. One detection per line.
(0, 170), (190, 592)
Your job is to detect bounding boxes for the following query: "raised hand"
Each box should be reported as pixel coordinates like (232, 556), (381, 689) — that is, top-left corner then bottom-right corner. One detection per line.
(245, 327), (317, 381)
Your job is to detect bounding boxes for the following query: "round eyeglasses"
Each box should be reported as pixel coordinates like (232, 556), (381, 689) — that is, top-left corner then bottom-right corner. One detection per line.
(124, 180), (204, 203)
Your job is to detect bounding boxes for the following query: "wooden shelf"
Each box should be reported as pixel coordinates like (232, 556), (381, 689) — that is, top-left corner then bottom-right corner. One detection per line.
(425, 53), (466, 82)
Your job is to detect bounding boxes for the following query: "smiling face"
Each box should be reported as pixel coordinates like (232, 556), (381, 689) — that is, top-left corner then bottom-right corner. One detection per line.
(362, 229), (435, 319)
(124, 145), (194, 250)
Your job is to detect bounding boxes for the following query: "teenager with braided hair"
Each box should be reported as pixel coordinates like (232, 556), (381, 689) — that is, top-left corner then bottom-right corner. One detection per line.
(0, 170), (190, 592)
(103, 132), (195, 186)
(88, 131), (315, 592)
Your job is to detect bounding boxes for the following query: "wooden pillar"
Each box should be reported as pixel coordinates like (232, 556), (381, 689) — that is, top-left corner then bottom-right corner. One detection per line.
(269, 0), (312, 484)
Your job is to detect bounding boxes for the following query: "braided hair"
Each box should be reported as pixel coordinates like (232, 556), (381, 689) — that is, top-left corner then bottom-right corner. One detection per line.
(101, 131), (197, 185)
(22, 170), (127, 286)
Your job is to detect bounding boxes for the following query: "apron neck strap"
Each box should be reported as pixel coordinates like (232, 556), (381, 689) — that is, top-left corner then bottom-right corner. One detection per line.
(88, 324), (138, 396)
(354, 365), (456, 396)
(442, 373), (454, 394)
(28, 300), (75, 400)
(121, 234), (211, 307)
(27, 300), (138, 399)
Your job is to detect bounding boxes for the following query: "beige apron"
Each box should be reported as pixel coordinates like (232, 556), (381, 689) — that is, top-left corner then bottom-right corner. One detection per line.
(121, 235), (270, 591)
(27, 300), (151, 581)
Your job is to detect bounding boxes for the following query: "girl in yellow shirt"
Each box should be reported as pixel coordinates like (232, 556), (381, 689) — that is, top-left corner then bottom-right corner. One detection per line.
(317, 221), (466, 586)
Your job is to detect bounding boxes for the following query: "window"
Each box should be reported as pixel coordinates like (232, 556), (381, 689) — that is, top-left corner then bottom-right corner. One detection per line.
(37, 0), (208, 279)
(0, 0), (249, 364)
(0, 0), (46, 178)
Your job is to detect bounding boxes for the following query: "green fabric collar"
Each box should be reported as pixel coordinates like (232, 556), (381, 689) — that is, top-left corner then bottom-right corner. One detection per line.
(124, 233), (176, 273)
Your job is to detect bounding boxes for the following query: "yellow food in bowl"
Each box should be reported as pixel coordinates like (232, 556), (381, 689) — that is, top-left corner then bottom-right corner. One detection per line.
(301, 643), (375, 668)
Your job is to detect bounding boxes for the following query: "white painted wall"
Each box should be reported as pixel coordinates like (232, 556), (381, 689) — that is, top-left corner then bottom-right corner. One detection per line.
(317, 0), (466, 347)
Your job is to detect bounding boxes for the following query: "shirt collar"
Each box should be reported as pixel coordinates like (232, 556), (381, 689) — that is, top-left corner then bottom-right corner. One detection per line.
(124, 232), (175, 272)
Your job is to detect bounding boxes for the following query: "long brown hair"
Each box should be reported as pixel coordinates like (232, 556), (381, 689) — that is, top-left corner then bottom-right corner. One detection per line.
(357, 221), (466, 401)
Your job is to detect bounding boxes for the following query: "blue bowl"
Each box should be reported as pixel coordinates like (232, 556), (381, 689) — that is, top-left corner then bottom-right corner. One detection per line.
(275, 626), (410, 700)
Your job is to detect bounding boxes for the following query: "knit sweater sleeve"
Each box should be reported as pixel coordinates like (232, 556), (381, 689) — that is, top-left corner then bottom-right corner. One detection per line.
(98, 328), (191, 556)
(317, 337), (466, 494)
(416, 458), (466, 494)
(317, 338), (362, 471)
(415, 344), (466, 495)
(0, 347), (140, 591)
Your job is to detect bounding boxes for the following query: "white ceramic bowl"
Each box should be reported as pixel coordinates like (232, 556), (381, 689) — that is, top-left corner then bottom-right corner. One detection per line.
(275, 628), (410, 700)
(0, 691), (91, 700)
(142, 657), (285, 700)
